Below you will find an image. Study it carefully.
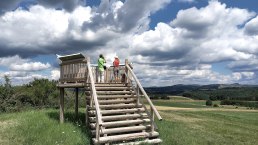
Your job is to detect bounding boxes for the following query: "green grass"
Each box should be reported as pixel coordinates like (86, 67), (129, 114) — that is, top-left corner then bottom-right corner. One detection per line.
(156, 110), (258, 145)
(149, 99), (222, 108)
(151, 99), (208, 108)
(0, 109), (91, 145)
(1, 99), (258, 145)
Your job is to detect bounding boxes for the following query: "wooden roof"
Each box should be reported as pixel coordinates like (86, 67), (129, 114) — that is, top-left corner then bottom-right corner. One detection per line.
(56, 53), (85, 62)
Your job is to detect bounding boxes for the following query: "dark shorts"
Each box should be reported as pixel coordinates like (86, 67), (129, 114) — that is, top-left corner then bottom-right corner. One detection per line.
(114, 67), (119, 76)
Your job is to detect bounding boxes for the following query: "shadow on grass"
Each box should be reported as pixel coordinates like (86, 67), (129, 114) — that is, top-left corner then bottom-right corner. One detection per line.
(47, 110), (93, 145)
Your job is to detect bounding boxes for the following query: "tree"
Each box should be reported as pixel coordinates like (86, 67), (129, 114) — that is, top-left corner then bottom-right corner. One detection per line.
(0, 75), (14, 112)
(206, 100), (212, 106)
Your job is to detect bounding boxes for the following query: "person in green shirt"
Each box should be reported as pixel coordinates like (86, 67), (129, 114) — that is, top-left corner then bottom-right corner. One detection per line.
(98, 54), (106, 83)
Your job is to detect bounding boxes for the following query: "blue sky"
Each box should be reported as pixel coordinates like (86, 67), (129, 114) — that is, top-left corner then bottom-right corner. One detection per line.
(0, 0), (258, 86)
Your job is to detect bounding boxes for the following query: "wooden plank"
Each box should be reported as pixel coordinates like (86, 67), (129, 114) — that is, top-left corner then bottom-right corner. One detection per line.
(60, 88), (64, 123)
(60, 59), (87, 65)
(89, 108), (145, 116)
(91, 125), (149, 135)
(98, 99), (136, 104)
(89, 113), (147, 122)
(96, 104), (142, 109)
(93, 131), (159, 144)
(97, 91), (135, 95)
(96, 95), (138, 99)
(85, 86), (132, 91)
(114, 139), (162, 145)
(90, 119), (150, 128)
(57, 83), (85, 88)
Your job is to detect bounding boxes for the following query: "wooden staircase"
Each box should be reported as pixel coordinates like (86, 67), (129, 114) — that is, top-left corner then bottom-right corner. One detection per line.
(86, 83), (162, 144)
(85, 59), (162, 145)
(57, 55), (162, 144)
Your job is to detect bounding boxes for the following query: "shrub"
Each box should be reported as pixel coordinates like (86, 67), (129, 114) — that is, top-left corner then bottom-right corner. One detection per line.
(160, 95), (170, 100)
(213, 104), (219, 107)
(206, 100), (212, 106)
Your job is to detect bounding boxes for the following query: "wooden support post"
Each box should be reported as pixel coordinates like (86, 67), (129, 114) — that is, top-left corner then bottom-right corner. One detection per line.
(96, 122), (100, 142)
(150, 108), (154, 132)
(60, 88), (64, 123)
(75, 87), (79, 120)
(136, 84), (140, 106)
(125, 59), (129, 84)
(85, 105), (88, 125)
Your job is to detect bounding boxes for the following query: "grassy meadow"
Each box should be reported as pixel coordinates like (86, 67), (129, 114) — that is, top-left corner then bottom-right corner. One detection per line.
(151, 97), (258, 145)
(1, 96), (258, 145)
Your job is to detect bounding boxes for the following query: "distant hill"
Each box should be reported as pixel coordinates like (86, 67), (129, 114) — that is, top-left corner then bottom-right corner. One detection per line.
(145, 84), (200, 95)
(145, 83), (258, 95)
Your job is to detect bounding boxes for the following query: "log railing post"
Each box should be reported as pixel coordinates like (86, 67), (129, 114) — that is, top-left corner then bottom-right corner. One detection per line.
(85, 101), (88, 125)
(87, 57), (102, 142)
(125, 59), (129, 84)
(60, 88), (64, 123)
(75, 87), (79, 120)
(136, 84), (140, 106)
(96, 122), (100, 141)
(151, 108), (155, 132)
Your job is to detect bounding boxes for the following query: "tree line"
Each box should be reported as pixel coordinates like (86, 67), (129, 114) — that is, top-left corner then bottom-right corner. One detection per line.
(0, 76), (84, 113)
(182, 88), (258, 101)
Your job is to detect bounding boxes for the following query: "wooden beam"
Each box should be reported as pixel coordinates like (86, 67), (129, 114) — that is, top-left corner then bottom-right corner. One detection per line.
(60, 88), (64, 123)
(93, 131), (159, 144)
(124, 59), (128, 84)
(75, 88), (79, 120)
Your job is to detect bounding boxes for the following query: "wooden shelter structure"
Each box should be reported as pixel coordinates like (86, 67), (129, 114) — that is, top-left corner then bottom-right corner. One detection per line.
(57, 53), (163, 144)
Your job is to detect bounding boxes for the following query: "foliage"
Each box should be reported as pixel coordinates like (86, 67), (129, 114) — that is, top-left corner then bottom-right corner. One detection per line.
(206, 100), (212, 106)
(220, 100), (258, 108)
(0, 76), (15, 112)
(182, 88), (258, 101)
(0, 76), (75, 113)
(213, 104), (219, 107)
(0, 76), (88, 113)
(150, 94), (170, 100)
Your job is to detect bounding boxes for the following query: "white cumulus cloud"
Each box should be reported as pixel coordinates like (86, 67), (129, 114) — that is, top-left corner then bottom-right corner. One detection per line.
(10, 62), (51, 71)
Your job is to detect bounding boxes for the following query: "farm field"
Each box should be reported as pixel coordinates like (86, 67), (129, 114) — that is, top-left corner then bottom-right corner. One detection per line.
(151, 97), (258, 145)
(0, 98), (258, 145)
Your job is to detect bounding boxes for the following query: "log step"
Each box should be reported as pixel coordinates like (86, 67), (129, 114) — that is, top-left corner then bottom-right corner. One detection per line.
(89, 108), (145, 116)
(113, 138), (162, 145)
(91, 104), (142, 110)
(97, 91), (135, 95)
(89, 113), (148, 122)
(97, 95), (138, 99)
(94, 83), (131, 87)
(90, 119), (150, 128)
(98, 99), (136, 105)
(91, 125), (150, 135)
(85, 87), (132, 91)
(93, 131), (159, 144)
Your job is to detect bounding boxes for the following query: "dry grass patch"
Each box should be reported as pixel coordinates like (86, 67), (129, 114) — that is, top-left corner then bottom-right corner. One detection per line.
(0, 119), (19, 145)
(151, 105), (258, 112)
(160, 111), (203, 123)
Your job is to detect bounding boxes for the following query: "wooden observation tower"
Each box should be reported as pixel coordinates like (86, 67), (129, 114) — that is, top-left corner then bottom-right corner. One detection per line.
(57, 53), (162, 144)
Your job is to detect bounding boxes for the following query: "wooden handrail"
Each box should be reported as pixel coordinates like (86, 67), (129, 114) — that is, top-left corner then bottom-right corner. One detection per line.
(87, 59), (102, 140)
(125, 64), (162, 121)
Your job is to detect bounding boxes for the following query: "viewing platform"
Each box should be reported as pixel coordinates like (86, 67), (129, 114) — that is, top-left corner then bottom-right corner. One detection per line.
(57, 53), (162, 145)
